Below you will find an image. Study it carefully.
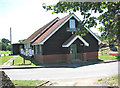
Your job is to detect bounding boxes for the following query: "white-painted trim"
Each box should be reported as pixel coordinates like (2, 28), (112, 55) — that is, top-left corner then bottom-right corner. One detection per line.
(39, 45), (42, 55)
(32, 43), (41, 45)
(31, 18), (59, 42)
(33, 13), (101, 45)
(84, 26), (101, 44)
(62, 35), (89, 47)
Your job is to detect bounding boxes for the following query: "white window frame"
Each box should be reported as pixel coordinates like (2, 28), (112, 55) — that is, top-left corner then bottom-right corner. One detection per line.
(35, 45), (38, 54)
(69, 19), (75, 29)
(39, 45), (42, 55)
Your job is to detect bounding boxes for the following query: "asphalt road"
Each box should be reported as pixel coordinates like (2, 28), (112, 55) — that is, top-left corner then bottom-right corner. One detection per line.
(2, 61), (119, 80)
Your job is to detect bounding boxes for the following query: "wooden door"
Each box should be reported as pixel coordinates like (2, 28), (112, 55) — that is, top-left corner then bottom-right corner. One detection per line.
(70, 44), (77, 60)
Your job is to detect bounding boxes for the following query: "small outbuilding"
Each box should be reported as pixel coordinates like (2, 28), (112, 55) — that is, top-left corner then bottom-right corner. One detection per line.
(12, 43), (24, 55)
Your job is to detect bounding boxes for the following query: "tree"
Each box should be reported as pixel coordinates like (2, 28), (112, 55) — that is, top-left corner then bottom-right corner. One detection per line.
(1, 38), (11, 46)
(6, 45), (12, 51)
(42, 1), (120, 53)
(18, 39), (26, 43)
(1, 42), (7, 51)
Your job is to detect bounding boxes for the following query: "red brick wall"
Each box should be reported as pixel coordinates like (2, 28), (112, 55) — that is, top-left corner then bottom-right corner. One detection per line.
(34, 54), (44, 63)
(43, 54), (66, 63)
(77, 53), (82, 60)
(86, 52), (98, 59)
(34, 52), (98, 63)
(66, 54), (72, 63)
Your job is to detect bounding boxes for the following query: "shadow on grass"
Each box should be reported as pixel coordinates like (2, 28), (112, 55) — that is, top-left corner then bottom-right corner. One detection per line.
(18, 63), (32, 66)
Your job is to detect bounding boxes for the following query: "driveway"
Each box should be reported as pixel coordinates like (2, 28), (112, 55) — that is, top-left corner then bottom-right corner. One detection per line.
(2, 61), (119, 81)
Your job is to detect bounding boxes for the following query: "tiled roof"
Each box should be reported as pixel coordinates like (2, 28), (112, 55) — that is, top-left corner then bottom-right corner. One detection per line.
(23, 17), (60, 43)
(33, 14), (72, 44)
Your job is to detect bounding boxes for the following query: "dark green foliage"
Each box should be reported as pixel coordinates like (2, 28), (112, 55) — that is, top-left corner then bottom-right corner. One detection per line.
(6, 45), (12, 51)
(1, 38), (10, 46)
(1, 38), (11, 51)
(1, 42), (7, 51)
(42, 1), (120, 41)
(18, 39), (26, 43)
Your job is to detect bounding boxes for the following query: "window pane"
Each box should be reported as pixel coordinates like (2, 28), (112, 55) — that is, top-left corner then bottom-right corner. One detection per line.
(70, 20), (75, 28)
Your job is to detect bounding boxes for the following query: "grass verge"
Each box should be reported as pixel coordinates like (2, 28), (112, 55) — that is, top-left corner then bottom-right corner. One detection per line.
(12, 80), (45, 86)
(0, 56), (13, 65)
(0, 51), (11, 54)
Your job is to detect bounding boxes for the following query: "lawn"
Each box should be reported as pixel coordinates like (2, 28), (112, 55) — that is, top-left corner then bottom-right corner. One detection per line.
(0, 51), (11, 54)
(98, 47), (120, 60)
(11, 56), (35, 66)
(0, 56), (13, 65)
(99, 54), (120, 60)
(12, 80), (45, 86)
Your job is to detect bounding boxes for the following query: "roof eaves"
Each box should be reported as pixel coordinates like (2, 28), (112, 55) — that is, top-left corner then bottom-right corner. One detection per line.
(62, 35), (89, 47)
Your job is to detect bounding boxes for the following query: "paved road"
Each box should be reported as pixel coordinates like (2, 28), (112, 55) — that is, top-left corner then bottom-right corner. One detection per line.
(2, 61), (119, 80)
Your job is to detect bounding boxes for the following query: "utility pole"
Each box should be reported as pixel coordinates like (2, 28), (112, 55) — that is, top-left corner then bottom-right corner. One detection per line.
(10, 27), (12, 55)
(10, 27), (12, 44)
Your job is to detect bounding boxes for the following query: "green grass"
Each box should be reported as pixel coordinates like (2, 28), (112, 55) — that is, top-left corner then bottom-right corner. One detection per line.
(0, 56), (13, 65)
(98, 47), (120, 60)
(0, 51), (11, 54)
(99, 54), (120, 60)
(98, 79), (103, 82)
(12, 80), (45, 86)
(11, 56), (35, 66)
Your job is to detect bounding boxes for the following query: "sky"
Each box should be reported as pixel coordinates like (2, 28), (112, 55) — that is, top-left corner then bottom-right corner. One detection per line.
(0, 0), (102, 43)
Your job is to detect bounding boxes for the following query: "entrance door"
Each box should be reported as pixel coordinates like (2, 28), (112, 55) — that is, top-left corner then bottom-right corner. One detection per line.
(70, 44), (77, 60)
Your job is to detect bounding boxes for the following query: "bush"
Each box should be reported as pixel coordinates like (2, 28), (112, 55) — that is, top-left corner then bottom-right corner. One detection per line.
(1, 42), (7, 51)
(110, 47), (117, 51)
(6, 45), (12, 51)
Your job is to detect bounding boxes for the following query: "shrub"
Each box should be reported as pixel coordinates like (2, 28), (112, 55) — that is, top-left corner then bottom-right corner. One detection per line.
(6, 45), (12, 51)
(1, 42), (7, 51)
(110, 47), (117, 51)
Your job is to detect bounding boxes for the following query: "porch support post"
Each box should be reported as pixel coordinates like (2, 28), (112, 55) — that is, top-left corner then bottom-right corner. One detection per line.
(83, 44), (87, 62)
(83, 53), (87, 62)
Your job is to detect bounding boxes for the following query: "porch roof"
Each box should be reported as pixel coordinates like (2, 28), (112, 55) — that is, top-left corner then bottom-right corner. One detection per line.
(62, 35), (89, 47)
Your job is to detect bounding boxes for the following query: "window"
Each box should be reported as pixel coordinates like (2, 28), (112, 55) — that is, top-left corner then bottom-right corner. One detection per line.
(39, 45), (42, 55)
(35, 45), (38, 54)
(69, 19), (75, 28)
(35, 45), (42, 55)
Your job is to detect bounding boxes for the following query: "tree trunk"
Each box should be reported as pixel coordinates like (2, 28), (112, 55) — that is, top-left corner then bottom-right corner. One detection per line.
(118, 39), (120, 54)
(118, 39), (120, 58)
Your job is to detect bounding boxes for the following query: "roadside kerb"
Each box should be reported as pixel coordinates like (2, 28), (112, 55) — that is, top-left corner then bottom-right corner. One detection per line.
(35, 81), (50, 87)
(0, 54), (11, 57)
(0, 60), (119, 69)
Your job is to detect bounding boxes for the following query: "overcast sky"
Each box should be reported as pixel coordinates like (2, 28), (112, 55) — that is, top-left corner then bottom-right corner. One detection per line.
(0, 0), (101, 43)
